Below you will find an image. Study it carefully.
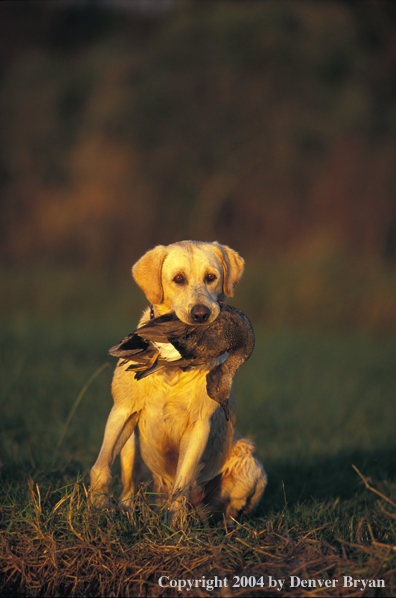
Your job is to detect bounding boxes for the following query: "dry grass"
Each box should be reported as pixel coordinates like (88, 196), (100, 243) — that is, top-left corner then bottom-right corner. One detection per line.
(1, 468), (395, 597)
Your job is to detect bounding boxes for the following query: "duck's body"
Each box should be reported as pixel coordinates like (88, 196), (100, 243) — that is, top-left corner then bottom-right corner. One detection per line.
(109, 301), (255, 419)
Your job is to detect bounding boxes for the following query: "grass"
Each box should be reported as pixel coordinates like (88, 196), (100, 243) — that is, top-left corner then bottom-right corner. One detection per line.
(0, 268), (396, 596)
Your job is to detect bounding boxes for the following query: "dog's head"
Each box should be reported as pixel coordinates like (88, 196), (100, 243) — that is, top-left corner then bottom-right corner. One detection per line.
(132, 241), (244, 325)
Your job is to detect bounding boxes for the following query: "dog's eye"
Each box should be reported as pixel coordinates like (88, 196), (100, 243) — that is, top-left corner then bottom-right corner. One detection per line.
(173, 274), (185, 284)
(206, 273), (217, 283)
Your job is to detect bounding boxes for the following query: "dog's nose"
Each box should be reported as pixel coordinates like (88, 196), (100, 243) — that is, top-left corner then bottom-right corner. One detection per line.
(191, 304), (211, 323)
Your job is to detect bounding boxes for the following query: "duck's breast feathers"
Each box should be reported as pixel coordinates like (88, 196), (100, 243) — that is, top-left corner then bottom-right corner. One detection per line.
(217, 302), (255, 357)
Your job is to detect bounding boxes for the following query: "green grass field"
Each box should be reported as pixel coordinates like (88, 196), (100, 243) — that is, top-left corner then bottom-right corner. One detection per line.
(1, 269), (396, 596)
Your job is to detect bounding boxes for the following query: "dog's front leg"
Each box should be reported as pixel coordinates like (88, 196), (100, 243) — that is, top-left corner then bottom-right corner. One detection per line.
(167, 419), (210, 524)
(90, 405), (139, 508)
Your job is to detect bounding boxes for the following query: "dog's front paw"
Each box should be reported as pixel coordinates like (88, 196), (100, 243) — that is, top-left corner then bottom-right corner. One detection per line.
(164, 495), (188, 528)
(89, 490), (115, 510)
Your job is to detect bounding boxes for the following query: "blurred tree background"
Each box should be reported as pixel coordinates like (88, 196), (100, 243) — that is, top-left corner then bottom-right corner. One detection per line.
(1, 0), (396, 332)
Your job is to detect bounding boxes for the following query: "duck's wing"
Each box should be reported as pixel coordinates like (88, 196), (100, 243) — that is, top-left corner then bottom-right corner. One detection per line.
(135, 314), (201, 364)
(125, 347), (160, 373)
(109, 312), (200, 379)
(109, 332), (149, 359)
(131, 356), (196, 380)
(136, 314), (194, 344)
(109, 313), (188, 361)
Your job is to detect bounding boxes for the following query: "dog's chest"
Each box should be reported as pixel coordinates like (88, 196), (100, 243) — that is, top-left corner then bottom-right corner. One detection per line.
(135, 368), (207, 447)
(140, 370), (200, 427)
(114, 360), (218, 449)
(136, 377), (195, 477)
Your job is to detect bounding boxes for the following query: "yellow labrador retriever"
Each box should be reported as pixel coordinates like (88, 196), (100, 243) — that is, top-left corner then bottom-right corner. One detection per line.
(90, 241), (266, 524)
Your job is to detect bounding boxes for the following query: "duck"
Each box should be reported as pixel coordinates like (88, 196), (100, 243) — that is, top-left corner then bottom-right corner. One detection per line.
(109, 302), (255, 421)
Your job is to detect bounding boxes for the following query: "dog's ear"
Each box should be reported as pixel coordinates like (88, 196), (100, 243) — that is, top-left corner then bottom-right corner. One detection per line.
(132, 245), (168, 305)
(212, 242), (245, 297)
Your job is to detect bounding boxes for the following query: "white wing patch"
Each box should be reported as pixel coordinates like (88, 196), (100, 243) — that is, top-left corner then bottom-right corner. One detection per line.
(152, 341), (182, 361)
